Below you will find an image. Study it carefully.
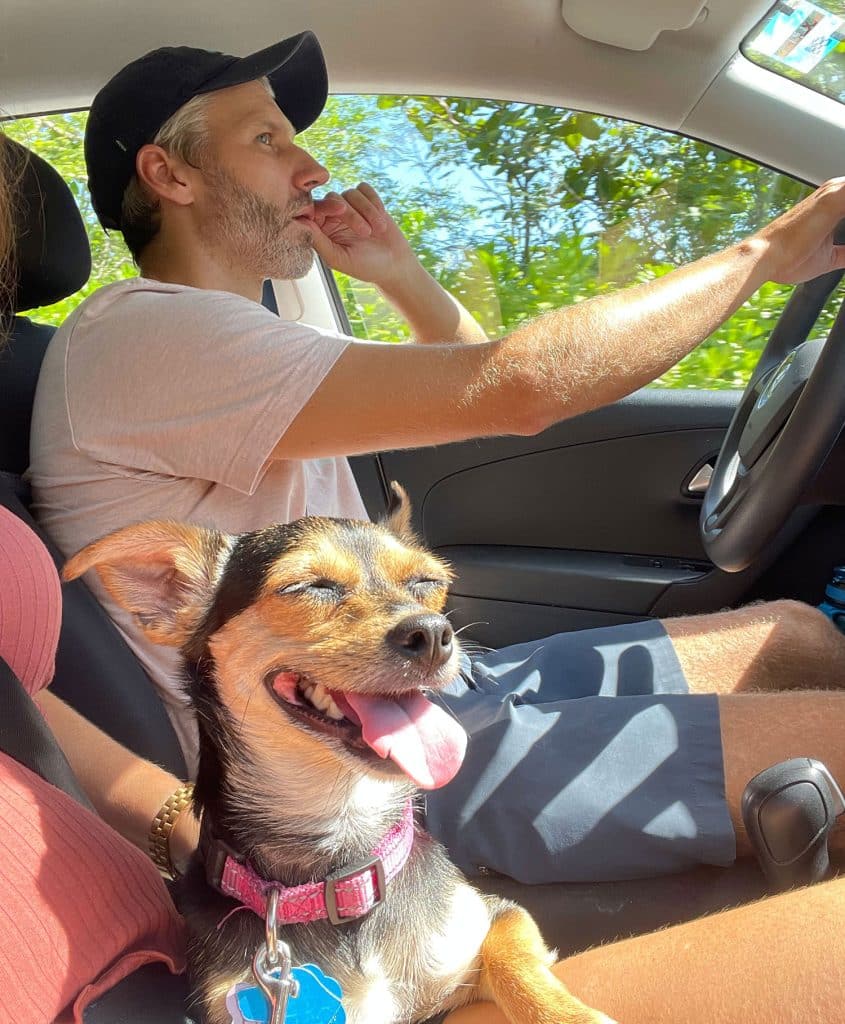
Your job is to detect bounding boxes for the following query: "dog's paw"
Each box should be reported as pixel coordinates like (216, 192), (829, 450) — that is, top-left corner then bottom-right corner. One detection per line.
(564, 1007), (618, 1024)
(561, 1013), (616, 1024)
(536, 1000), (617, 1024)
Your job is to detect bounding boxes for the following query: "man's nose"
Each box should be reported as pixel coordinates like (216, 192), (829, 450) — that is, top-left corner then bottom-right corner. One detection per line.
(294, 149), (330, 192)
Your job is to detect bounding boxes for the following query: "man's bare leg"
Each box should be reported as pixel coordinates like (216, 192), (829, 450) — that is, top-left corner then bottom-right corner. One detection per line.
(719, 690), (845, 856)
(444, 876), (845, 1024)
(658, 601), (845, 854)
(663, 599), (845, 694)
(443, 606), (845, 1023)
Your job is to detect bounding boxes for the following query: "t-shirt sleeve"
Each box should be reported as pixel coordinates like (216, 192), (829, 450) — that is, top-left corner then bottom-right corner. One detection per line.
(64, 284), (351, 495)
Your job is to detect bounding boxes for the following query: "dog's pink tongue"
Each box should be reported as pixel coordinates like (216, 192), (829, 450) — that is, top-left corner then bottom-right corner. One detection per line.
(341, 690), (467, 790)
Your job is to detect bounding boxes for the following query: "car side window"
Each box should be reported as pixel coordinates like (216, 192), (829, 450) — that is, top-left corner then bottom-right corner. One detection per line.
(6, 112), (136, 323)
(9, 99), (819, 391)
(305, 95), (816, 390)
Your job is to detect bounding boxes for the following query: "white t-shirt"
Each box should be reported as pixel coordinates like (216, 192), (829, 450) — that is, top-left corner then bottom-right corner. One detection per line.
(28, 278), (369, 769)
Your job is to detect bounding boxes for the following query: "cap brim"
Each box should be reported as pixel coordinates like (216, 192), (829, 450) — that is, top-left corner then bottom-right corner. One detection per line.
(195, 31), (327, 133)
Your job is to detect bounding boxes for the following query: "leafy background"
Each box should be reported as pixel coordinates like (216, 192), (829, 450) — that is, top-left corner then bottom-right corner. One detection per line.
(7, 92), (835, 389)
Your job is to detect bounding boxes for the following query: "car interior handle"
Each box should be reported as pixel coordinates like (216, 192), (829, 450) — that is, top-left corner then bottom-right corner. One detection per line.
(684, 462), (713, 496)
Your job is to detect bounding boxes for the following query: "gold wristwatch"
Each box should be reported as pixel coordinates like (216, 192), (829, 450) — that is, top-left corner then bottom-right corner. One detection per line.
(149, 783), (194, 879)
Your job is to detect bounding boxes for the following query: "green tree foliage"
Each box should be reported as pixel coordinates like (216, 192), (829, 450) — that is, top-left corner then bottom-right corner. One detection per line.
(6, 111), (136, 323)
(7, 92), (834, 391)
(337, 96), (818, 389)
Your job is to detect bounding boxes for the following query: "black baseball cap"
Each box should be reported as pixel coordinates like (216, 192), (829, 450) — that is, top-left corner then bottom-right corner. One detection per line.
(84, 31), (327, 230)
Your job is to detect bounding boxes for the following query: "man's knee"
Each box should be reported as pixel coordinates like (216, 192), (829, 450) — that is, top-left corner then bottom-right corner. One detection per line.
(700, 598), (838, 648)
(664, 598), (845, 694)
(766, 598), (840, 643)
(741, 598), (845, 688)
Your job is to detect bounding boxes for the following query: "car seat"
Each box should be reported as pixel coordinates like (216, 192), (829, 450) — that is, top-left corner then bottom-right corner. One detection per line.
(0, 137), (186, 778)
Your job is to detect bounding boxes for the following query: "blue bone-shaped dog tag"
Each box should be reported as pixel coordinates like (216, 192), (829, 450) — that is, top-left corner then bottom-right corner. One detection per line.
(227, 964), (346, 1024)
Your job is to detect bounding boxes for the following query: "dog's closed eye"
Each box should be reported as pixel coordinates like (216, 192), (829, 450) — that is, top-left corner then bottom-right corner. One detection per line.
(276, 579), (346, 601)
(406, 578), (449, 598)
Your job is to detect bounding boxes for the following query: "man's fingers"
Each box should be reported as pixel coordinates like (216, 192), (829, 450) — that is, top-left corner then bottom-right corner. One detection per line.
(307, 221), (329, 255)
(342, 186), (388, 233)
(356, 182), (387, 213)
(311, 183), (391, 240)
(311, 192), (346, 226)
(313, 191), (372, 237)
(308, 220), (343, 264)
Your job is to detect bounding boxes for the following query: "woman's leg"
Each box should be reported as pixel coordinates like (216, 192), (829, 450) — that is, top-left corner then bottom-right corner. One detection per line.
(444, 876), (845, 1024)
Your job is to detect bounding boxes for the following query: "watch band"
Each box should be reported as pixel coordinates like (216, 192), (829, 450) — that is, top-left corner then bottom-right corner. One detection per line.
(149, 782), (194, 879)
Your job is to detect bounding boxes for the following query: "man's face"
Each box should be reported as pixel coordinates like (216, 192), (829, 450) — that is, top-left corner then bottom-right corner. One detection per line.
(193, 80), (329, 280)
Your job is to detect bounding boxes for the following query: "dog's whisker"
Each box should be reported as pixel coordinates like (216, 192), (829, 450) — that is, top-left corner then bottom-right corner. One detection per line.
(453, 621), (489, 637)
(426, 688), (465, 728)
(461, 643), (496, 660)
(462, 646), (495, 661)
(236, 677), (265, 734)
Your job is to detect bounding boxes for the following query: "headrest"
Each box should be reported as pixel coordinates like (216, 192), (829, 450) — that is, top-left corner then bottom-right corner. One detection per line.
(5, 137), (92, 313)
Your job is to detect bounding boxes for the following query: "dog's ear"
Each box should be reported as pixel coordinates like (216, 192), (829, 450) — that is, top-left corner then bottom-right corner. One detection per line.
(381, 481), (418, 545)
(62, 521), (231, 648)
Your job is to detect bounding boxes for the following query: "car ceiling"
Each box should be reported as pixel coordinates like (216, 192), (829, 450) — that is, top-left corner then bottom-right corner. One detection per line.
(3, 0), (844, 183)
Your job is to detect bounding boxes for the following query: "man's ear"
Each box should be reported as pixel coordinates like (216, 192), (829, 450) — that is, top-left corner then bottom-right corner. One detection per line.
(380, 481), (418, 545)
(62, 521), (231, 648)
(135, 143), (196, 209)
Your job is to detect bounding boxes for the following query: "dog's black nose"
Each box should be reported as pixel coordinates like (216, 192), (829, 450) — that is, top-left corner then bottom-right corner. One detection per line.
(387, 613), (454, 669)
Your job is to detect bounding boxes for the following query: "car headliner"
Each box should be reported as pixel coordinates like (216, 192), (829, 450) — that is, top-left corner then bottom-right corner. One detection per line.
(3, 0), (844, 186)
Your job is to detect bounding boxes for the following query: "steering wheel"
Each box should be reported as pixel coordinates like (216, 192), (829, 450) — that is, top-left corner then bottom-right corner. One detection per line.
(701, 261), (845, 573)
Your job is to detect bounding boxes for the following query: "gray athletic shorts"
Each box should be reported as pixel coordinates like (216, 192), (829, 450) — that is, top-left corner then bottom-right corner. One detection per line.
(423, 619), (736, 882)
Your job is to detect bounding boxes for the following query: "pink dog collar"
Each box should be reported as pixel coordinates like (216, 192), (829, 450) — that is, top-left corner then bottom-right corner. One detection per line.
(203, 800), (415, 926)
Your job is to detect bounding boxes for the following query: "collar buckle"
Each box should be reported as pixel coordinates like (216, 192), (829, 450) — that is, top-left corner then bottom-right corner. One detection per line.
(204, 835), (243, 891)
(324, 855), (386, 926)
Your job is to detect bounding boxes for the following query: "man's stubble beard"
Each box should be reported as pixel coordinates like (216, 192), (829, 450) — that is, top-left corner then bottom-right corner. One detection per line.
(200, 164), (315, 281)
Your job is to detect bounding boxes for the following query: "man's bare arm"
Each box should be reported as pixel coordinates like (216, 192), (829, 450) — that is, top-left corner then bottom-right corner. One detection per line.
(278, 178), (845, 461)
(378, 258), (488, 345)
(311, 182), (487, 345)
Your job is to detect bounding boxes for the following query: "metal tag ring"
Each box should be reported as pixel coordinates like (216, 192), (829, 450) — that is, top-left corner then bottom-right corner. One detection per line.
(265, 888), (281, 965)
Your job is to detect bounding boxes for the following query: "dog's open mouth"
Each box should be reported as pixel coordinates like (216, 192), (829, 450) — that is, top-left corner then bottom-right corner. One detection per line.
(266, 670), (467, 790)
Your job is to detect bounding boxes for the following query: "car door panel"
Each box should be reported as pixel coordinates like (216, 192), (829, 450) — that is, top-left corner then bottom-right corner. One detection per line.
(355, 388), (796, 645)
(438, 545), (704, 647)
(420, 430), (723, 554)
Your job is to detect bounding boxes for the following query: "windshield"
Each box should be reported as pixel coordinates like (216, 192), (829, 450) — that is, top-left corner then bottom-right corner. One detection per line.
(743, 0), (845, 103)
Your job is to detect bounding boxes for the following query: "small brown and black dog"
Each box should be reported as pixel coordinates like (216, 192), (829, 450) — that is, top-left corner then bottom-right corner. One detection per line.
(64, 485), (613, 1024)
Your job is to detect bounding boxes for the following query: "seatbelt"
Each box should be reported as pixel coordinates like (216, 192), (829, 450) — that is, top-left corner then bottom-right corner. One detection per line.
(0, 655), (94, 810)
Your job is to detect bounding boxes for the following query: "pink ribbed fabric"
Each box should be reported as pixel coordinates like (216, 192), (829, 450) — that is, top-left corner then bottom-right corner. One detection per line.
(0, 505), (61, 695)
(0, 506), (186, 1022)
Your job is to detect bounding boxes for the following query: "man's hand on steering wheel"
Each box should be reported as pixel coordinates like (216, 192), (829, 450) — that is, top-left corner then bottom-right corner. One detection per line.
(701, 178), (845, 573)
(750, 177), (845, 286)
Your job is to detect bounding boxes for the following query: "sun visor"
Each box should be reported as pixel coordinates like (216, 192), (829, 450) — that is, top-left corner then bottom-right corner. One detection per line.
(561, 0), (709, 50)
